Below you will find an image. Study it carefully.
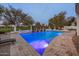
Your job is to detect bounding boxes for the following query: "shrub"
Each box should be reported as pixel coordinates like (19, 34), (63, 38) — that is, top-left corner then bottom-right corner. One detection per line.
(0, 27), (13, 34)
(16, 26), (30, 31)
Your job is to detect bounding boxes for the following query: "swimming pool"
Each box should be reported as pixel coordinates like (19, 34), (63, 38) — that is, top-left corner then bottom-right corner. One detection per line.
(20, 31), (62, 55)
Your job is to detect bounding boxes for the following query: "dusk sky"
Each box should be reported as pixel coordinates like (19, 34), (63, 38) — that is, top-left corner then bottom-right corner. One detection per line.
(1, 3), (76, 24)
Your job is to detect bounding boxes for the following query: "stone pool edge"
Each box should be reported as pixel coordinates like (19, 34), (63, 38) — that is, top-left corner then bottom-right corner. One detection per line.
(43, 31), (78, 56)
(10, 33), (39, 56)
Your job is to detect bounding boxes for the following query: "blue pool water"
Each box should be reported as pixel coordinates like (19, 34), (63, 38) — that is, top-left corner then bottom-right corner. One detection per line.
(20, 31), (62, 55)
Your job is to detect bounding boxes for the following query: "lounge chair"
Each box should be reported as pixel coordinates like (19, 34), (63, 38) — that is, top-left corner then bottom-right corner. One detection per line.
(0, 38), (16, 45)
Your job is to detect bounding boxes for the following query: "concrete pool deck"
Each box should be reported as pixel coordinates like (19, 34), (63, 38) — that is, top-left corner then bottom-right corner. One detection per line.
(0, 30), (79, 56)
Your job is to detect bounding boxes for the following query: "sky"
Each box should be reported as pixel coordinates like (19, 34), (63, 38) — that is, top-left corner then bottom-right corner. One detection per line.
(1, 3), (76, 24)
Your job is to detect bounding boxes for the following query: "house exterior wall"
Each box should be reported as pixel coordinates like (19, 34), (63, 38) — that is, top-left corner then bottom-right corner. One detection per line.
(75, 3), (79, 36)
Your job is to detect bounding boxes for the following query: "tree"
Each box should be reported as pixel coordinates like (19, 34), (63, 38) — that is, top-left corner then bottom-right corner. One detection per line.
(0, 5), (5, 21)
(4, 5), (34, 26)
(21, 16), (34, 25)
(65, 17), (76, 26)
(49, 11), (76, 30)
(2, 5), (35, 31)
(35, 22), (41, 28)
(0, 5), (5, 15)
(4, 5), (25, 25)
(49, 12), (66, 29)
(35, 22), (41, 31)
